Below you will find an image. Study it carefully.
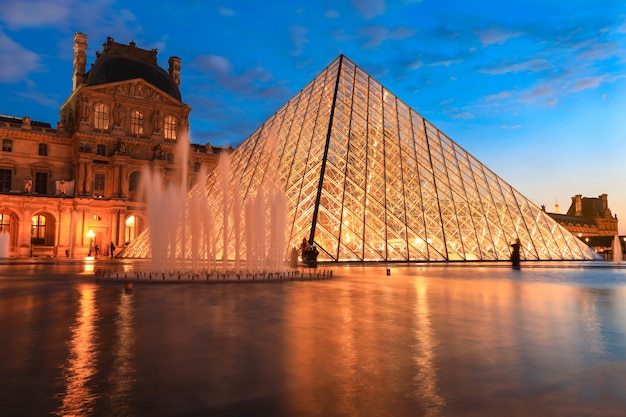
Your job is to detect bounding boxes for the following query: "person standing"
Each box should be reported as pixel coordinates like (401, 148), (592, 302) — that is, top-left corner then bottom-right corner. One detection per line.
(110, 241), (116, 258)
(510, 238), (521, 268)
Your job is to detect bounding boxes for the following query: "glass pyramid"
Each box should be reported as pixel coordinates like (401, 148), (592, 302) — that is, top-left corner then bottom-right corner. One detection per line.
(121, 55), (599, 263)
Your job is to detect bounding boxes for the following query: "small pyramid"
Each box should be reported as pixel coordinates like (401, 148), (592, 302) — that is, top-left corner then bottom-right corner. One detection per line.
(122, 55), (598, 262)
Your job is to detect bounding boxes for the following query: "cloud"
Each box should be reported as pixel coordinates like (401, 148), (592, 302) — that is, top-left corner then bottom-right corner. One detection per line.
(358, 25), (416, 49)
(0, 0), (70, 29)
(350, 0), (386, 20)
(521, 84), (557, 101)
(0, 31), (42, 82)
(289, 25), (309, 56)
(191, 54), (233, 74)
(475, 26), (523, 46)
(217, 7), (234, 16)
(569, 76), (605, 92)
(17, 91), (60, 108)
(500, 124), (522, 129)
(452, 111), (475, 120)
(479, 59), (552, 75)
(485, 91), (513, 101)
(325, 9), (339, 19)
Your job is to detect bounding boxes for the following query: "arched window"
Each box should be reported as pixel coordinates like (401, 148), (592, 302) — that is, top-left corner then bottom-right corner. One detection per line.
(94, 103), (110, 129)
(125, 215), (136, 244)
(164, 116), (177, 140)
(31, 214), (46, 245)
(0, 213), (11, 233)
(129, 171), (141, 201)
(130, 110), (144, 134)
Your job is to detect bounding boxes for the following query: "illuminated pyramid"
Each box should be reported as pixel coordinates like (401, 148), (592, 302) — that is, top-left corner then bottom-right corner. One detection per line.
(122, 55), (598, 262)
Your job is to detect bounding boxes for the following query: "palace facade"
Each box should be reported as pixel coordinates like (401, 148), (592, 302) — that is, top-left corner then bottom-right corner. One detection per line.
(0, 34), (223, 257)
(546, 194), (622, 258)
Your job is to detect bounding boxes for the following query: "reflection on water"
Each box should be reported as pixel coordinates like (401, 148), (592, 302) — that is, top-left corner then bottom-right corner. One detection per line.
(108, 291), (136, 417)
(0, 263), (625, 416)
(56, 283), (99, 417)
(411, 276), (444, 415)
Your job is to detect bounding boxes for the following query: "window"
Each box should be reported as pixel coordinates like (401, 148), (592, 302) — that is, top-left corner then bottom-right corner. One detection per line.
(164, 116), (177, 140)
(2, 139), (12, 152)
(79, 143), (92, 153)
(96, 144), (106, 156)
(0, 213), (11, 233)
(193, 161), (201, 172)
(166, 153), (174, 163)
(38, 143), (48, 156)
(94, 173), (105, 197)
(31, 214), (46, 245)
(34, 172), (48, 194)
(0, 169), (11, 191)
(130, 110), (144, 134)
(125, 215), (136, 244)
(94, 103), (110, 129)
(129, 171), (141, 201)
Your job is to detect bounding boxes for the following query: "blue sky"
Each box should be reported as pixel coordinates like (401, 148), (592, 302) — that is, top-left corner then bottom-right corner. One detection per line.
(1, 0), (625, 233)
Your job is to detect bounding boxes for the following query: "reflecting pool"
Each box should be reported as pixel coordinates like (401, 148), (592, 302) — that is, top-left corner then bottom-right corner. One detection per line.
(1, 260), (625, 416)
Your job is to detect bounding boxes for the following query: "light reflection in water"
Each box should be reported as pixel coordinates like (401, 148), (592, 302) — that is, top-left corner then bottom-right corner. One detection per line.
(56, 283), (99, 417)
(412, 277), (445, 414)
(109, 290), (136, 416)
(581, 292), (605, 358)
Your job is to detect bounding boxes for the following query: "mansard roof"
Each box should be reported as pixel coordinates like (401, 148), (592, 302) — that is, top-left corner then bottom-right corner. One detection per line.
(85, 37), (181, 101)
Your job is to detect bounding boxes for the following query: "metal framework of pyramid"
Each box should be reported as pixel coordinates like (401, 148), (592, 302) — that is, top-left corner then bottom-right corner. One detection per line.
(122, 55), (599, 262)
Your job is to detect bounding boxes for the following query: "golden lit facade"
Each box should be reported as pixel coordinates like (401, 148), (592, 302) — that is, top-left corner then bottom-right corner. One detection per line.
(123, 55), (598, 262)
(0, 34), (221, 257)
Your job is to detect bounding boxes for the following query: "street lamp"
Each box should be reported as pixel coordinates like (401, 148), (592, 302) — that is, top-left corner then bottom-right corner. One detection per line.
(86, 229), (95, 257)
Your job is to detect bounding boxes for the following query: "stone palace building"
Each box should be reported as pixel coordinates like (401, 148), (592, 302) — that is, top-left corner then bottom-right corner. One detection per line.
(0, 34), (223, 257)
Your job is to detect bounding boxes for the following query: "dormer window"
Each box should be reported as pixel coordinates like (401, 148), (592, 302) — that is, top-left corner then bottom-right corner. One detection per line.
(130, 110), (144, 134)
(164, 116), (177, 140)
(94, 103), (110, 129)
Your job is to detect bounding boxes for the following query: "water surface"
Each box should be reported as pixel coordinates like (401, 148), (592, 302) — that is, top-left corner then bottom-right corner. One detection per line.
(1, 261), (625, 416)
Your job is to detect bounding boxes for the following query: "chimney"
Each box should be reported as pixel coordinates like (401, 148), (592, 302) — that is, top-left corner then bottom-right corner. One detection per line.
(73, 32), (88, 91)
(572, 194), (583, 216)
(600, 194), (608, 212)
(168, 56), (181, 87)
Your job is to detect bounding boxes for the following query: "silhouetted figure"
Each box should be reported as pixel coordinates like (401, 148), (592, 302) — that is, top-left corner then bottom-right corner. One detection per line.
(289, 247), (298, 268)
(511, 238), (521, 268)
(301, 237), (310, 253)
(110, 241), (116, 258)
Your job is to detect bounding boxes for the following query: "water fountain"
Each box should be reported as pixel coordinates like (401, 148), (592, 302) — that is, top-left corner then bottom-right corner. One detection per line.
(136, 134), (291, 276)
(613, 234), (622, 265)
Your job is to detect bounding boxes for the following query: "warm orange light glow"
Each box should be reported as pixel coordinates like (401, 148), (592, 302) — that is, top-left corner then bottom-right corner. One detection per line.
(57, 284), (99, 416)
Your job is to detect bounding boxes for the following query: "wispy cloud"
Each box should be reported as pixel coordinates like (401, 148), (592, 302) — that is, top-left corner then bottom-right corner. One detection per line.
(479, 59), (552, 75)
(289, 25), (310, 56)
(191, 54), (233, 74)
(358, 25), (416, 49)
(17, 91), (60, 108)
(325, 9), (339, 19)
(569, 76), (606, 92)
(475, 26), (523, 46)
(0, 0), (70, 29)
(350, 0), (386, 20)
(217, 7), (235, 17)
(0, 31), (42, 82)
